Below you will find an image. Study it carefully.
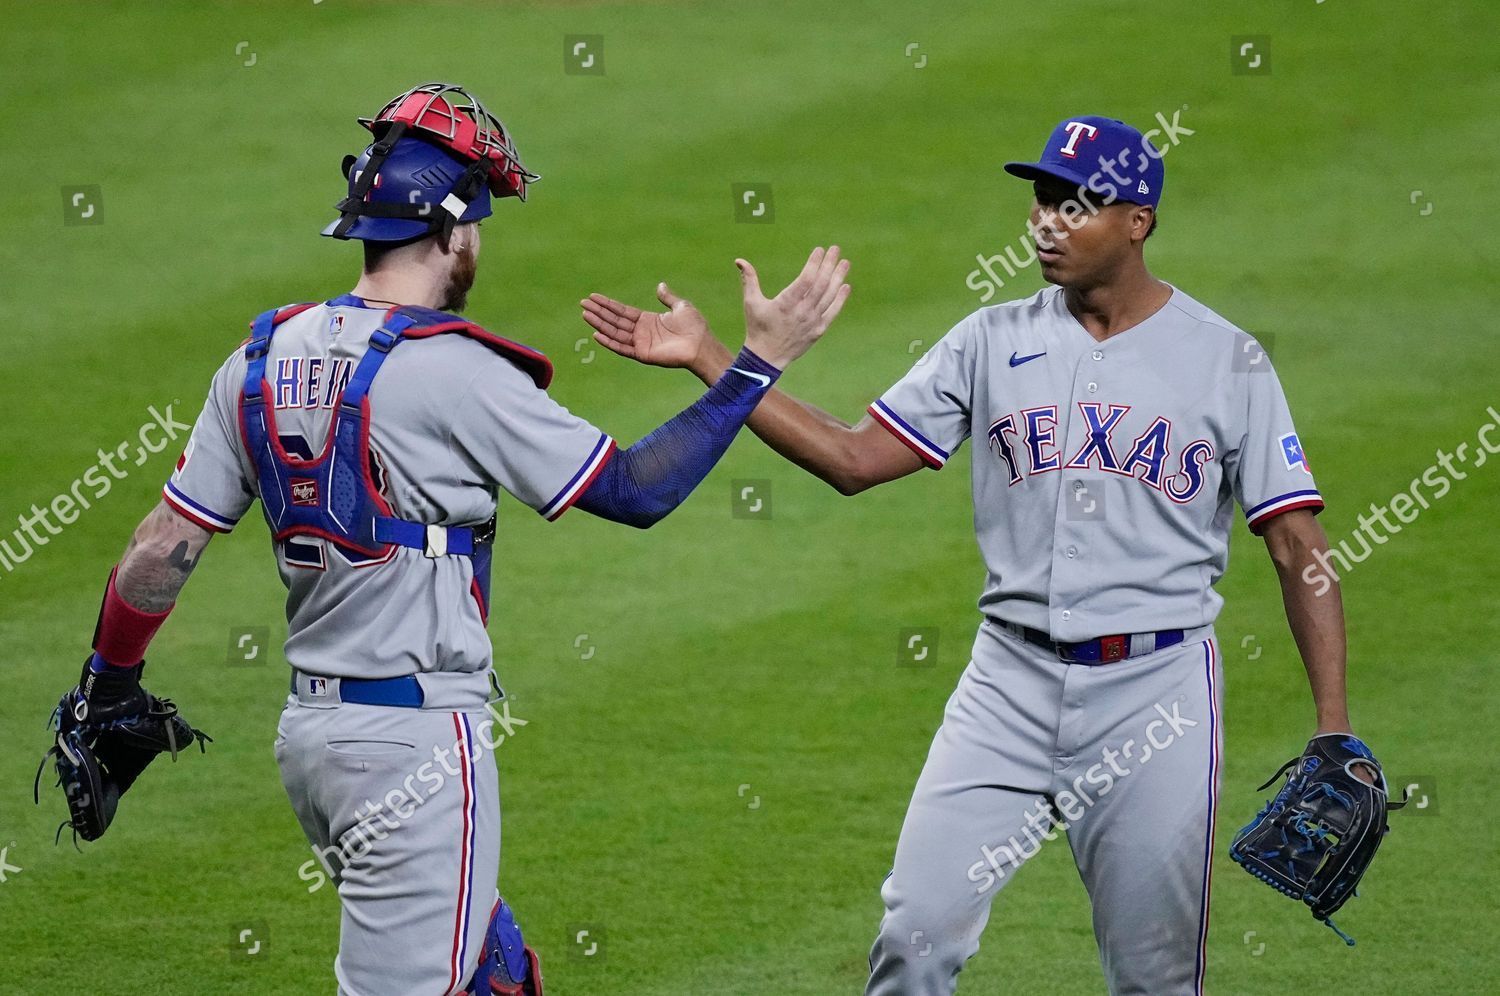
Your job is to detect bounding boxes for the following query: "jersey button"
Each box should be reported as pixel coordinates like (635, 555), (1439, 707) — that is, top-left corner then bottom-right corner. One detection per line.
(1066, 546), (1078, 559)
(1092, 350), (1103, 361)
(1061, 610), (1072, 621)
(1087, 381), (1098, 393)
(1072, 480), (1084, 492)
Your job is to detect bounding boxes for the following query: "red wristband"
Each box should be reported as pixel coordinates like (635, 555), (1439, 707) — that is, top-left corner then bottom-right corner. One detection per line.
(91, 567), (173, 667)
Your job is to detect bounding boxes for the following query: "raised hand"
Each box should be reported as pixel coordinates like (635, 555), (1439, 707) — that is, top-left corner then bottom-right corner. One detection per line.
(735, 245), (851, 369)
(581, 283), (712, 370)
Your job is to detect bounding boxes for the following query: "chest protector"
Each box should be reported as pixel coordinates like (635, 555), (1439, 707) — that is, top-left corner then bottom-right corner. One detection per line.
(238, 302), (554, 622)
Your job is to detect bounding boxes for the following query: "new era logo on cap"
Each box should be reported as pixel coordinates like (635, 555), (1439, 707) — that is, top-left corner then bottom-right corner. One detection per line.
(1138, 180), (1150, 194)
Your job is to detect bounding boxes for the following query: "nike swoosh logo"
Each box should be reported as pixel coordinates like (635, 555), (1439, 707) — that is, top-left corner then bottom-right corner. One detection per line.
(729, 367), (772, 387)
(1009, 351), (1046, 367)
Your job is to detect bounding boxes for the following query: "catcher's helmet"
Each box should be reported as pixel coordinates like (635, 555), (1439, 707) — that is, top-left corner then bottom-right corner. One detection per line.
(323, 81), (538, 243)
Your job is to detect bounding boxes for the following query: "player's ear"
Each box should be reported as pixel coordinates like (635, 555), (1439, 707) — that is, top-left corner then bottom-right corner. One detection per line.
(1132, 205), (1156, 244)
(439, 222), (479, 256)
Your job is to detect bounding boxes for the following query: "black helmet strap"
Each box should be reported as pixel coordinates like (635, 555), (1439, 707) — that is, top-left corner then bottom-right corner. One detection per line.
(330, 121), (408, 239)
(331, 121), (492, 246)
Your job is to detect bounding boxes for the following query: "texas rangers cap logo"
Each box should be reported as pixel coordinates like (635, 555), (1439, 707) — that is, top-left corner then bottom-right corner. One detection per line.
(1057, 120), (1099, 158)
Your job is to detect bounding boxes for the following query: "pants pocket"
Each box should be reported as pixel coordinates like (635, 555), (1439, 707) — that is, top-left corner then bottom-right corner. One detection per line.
(326, 738), (418, 757)
(324, 737), (420, 779)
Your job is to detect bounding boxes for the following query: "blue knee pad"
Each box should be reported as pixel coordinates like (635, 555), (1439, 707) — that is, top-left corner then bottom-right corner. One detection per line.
(465, 896), (543, 995)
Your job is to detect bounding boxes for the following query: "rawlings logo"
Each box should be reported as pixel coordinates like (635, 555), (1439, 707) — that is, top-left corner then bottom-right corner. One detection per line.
(290, 479), (319, 506)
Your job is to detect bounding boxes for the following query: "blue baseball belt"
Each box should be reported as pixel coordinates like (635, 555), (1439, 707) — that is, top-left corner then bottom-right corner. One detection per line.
(290, 671), (425, 708)
(999, 621), (1184, 664)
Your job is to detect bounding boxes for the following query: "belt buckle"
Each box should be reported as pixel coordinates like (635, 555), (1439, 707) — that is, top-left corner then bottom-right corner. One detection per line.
(1099, 634), (1128, 663)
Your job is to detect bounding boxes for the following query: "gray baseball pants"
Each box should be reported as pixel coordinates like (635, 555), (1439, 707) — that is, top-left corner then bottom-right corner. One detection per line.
(275, 672), (504, 996)
(866, 621), (1223, 995)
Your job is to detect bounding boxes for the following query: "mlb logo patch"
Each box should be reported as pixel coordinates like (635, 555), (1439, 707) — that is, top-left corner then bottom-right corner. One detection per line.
(307, 678), (328, 697)
(1279, 433), (1311, 473)
(290, 478), (320, 506)
(330, 314), (345, 336)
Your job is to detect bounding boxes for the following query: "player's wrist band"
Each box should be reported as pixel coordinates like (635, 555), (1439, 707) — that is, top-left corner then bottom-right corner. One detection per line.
(573, 347), (780, 528)
(732, 346), (783, 380)
(91, 567), (173, 668)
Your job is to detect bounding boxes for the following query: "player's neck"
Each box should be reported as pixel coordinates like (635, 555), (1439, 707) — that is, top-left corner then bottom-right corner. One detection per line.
(349, 271), (445, 311)
(1062, 264), (1171, 342)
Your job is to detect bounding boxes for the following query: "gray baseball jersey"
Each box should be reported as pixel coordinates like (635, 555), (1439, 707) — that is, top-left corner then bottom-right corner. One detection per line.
(869, 284), (1322, 642)
(165, 296), (615, 678)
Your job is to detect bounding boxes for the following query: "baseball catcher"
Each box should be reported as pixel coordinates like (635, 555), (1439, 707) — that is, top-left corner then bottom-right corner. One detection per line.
(1230, 733), (1406, 944)
(36, 78), (848, 995)
(36, 651), (210, 843)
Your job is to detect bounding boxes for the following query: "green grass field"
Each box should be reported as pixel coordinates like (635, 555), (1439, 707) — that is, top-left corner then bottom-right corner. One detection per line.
(3, 1), (1497, 992)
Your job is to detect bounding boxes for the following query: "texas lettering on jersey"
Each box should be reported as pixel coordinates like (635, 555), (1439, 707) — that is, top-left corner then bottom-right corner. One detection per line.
(867, 285), (1323, 641)
(986, 401), (1212, 502)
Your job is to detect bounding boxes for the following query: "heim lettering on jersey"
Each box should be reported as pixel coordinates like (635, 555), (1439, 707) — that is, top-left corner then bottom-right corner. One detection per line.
(273, 356), (356, 410)
(986, 402), (1213, 503)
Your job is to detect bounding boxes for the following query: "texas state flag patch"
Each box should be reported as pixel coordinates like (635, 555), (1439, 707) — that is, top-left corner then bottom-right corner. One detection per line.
(1280, 432), (1311, 473)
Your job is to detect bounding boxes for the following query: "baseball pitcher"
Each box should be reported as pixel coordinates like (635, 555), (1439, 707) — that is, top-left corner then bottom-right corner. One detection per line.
(39, 81), (849, 995)
(581, 115), (1398, 994)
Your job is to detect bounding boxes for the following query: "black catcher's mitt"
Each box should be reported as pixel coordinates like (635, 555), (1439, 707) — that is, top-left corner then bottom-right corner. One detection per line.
(35, 659), (210, 843)
(1229, 733), (1405, 944)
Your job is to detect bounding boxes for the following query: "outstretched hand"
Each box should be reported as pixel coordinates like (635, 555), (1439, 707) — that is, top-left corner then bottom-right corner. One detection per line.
(735, 245), (851, 369)
(581, 246), (851, 375)
(581, 284), (711, 371)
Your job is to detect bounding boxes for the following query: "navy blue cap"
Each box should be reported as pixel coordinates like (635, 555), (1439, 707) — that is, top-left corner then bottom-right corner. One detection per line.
(1005, 115), (1164, 208)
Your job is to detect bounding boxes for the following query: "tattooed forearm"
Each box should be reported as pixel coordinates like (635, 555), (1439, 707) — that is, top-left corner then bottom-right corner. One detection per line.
(114, 501), (215, 612)
(168, 540), (202, 575)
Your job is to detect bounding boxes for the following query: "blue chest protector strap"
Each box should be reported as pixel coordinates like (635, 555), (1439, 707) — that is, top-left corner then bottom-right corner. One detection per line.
(239, 303), (546, 620)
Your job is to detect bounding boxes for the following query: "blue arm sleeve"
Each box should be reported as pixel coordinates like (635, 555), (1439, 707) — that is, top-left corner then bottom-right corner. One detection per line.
(573, 348), (781, 528)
